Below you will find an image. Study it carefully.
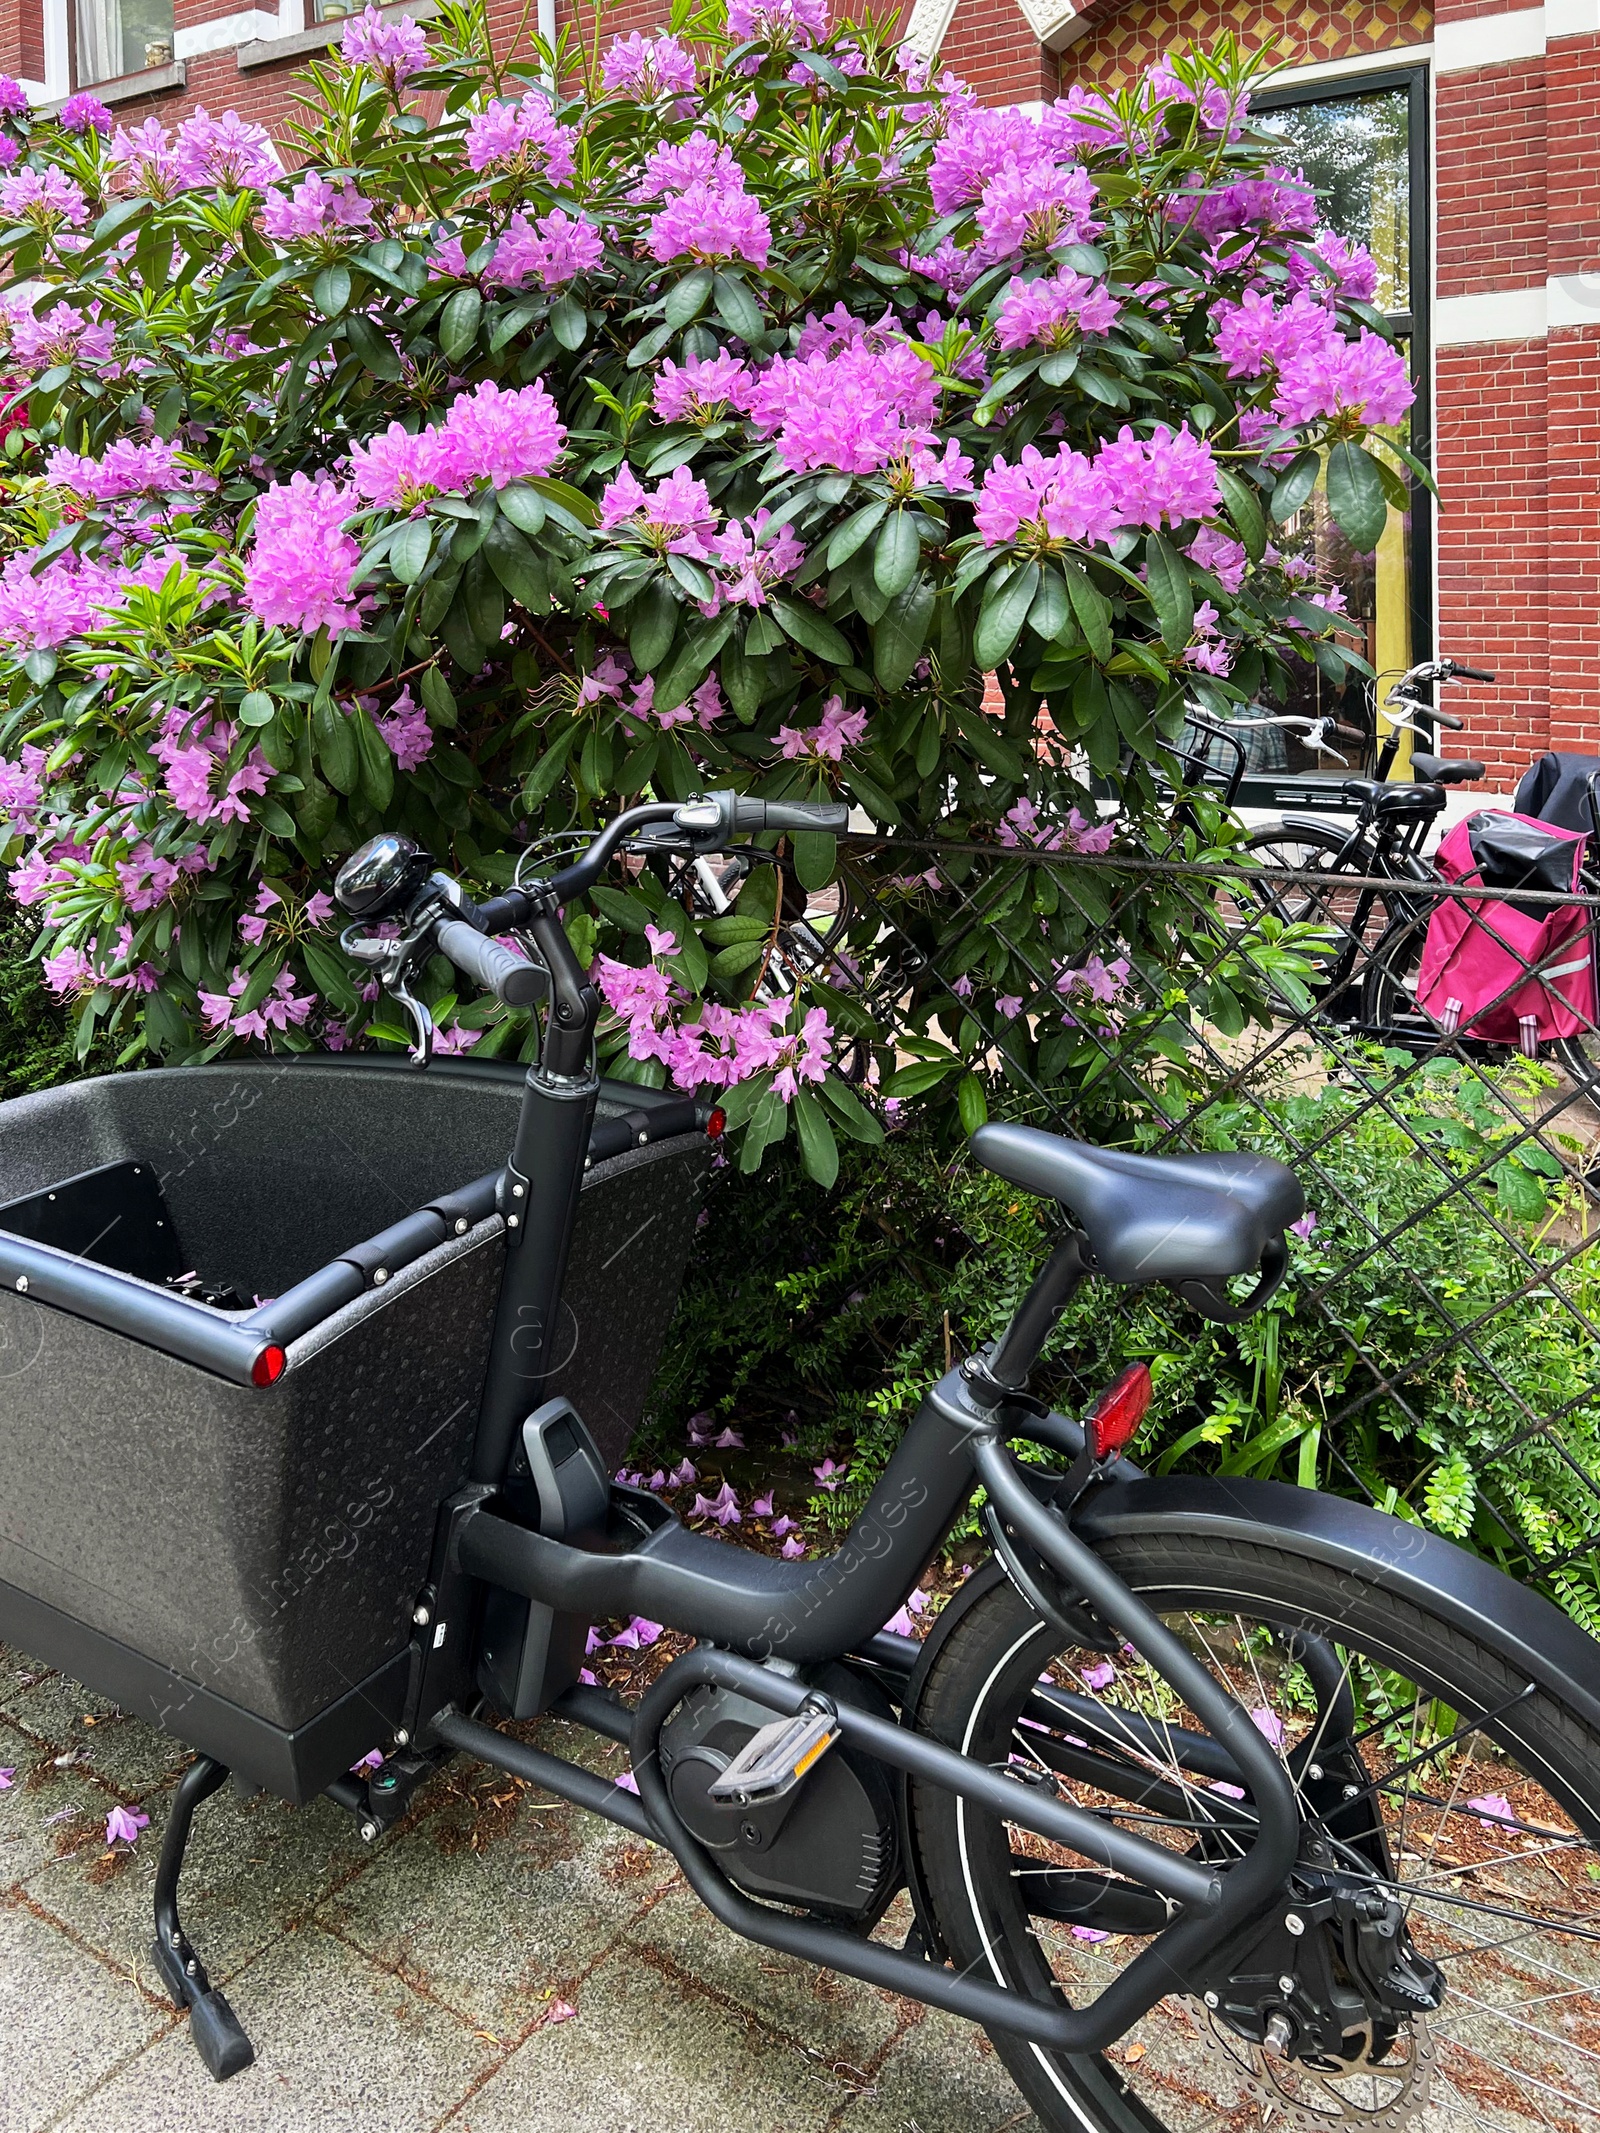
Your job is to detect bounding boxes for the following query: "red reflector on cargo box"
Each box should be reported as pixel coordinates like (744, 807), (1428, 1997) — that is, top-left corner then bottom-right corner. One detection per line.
(251, 1344), (287, 1389)
(1085, 1363), (1150, 1459)
(706, 1107), (727, 1138)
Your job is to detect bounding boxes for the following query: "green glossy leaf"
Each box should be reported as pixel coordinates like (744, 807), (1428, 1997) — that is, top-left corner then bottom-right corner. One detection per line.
(497, 483), (548, 539)
(1063, 562), (1113, 663)
(1143, 532), (1193, 651)
(873, 578), (934, 694)
(791, 830), (836, 891)
(956, 1071), (988, 1135)
(873, 511), (920, 599)
(1272, 448), (1321, 524)
(826, 498), (888, 568)
(664, 266), (713, 330)
(238, 690), (275, 727)
(345, 313), (402, 381)
(313, 263), (351, 318)
(1038, 349), (1078, 389)
(629, 577), (678, 673)
(520, 474), (599, 529)
(390, 517), (433, 584)
(712, 270), (765, 341)
(1325, 440), (1389, 553)
(1027, 568), (1068, 642)
(550, 292), (588, 350)
(770, 593), (851, 665)
(438, 288), (484, 365)
(352, 704), (394, 812)
(312, 696), (358, 795)
(1216, 467), (1267, 562)
(793, 1085), (839, 1187)
(420, 666), (456, 725)
(974, 561), (1040, 671)
(483, 514), (545, 609)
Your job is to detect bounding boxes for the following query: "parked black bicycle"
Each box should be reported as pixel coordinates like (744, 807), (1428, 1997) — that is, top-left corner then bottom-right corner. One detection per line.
(0, 790), (1596, 2133)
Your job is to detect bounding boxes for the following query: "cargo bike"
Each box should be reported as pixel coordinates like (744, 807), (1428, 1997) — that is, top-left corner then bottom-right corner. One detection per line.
(2, 789), (1597, 2133)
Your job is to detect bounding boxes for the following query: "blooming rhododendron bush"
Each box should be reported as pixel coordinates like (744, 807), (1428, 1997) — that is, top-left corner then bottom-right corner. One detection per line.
(0, 0), (1411, 1179)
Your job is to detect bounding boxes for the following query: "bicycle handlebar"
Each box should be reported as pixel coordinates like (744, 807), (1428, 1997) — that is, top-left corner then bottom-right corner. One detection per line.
(733, 796), (851, 834)
(435, 919), (547, 1008)
(1451, 664), (1497, 683)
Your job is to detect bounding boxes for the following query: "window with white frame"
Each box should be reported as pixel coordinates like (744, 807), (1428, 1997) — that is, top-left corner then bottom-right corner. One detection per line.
(73, 0), (174, 84)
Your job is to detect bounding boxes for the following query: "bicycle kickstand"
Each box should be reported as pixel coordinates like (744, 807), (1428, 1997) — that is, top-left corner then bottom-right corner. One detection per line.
(150, 1756), (256, 2081)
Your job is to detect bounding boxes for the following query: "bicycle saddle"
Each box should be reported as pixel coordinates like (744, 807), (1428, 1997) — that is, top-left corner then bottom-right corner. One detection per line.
(1340, 779), (1446, 815)
(1410, 753), (1485, 787)
(970, 1123), (1303, 1284)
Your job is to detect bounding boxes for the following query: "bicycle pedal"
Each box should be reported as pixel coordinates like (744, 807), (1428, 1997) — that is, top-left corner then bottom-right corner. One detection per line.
(706, 1708), (840, 1805)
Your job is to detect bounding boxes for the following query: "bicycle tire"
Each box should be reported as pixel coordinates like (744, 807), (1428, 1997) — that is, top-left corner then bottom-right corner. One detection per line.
(1238, 827), (1403, 1024)
(910, 1534), (1600, 2133)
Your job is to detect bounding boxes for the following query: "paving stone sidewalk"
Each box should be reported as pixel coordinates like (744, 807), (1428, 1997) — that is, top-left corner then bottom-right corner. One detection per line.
(1, 1654), (1041, 2133)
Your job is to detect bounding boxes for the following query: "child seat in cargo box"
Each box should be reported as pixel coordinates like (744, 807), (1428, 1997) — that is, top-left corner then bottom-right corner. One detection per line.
(0, 1057), (708, 1797)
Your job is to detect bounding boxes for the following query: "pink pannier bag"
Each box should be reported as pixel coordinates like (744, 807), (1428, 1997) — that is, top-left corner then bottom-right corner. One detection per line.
(1415, 810), (1596, 1044)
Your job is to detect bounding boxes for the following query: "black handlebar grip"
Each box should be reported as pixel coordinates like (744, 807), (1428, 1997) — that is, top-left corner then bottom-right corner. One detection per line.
(1452, 664), (1497, 683)
(731, 797), (851, 833)
(1430, 708), (1466, 730)
(435, 919), (547, 1007)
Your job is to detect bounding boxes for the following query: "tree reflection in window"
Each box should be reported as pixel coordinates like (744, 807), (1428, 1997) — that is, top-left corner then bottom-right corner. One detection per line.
(1242, 84), (1419, 783)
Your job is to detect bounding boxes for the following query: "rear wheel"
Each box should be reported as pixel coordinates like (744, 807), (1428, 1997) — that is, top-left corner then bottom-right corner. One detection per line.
(1237, 828), (1399, 1026)
(911, 1537), (1600, 2133)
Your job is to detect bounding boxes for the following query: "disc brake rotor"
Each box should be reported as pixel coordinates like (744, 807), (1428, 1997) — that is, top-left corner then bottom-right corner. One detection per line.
(1190, 2001), (1435, 2133)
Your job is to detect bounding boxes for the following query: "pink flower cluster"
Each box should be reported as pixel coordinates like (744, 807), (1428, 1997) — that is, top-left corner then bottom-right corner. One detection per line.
(243, 472), (363, 636)
(436, 207), (602, 290)
(239, 881), (335, 944)
(996, 268), (1121, 351)
(47, 437), (206, 502)
(347, 377), (565, 505)
(997, 796), (1115, 854)
(116, 839), (210, 913)
(0, 552), (118, 652)
(43, 928), (161, 1000)
(1289, 227), (1379, 306)
(340, 6), (430, 83)
(598, 464), (719, 556)
(777, 694), (864, 762)
(602, 31), (696, 100)
(1187, 524), (1249, 593)
(653, 352), (753, 424)
(106, 108), (280, 196)
(647, 178), (770, 270)
(976, 424), (1219, 551)
(260, 169), (376, 243)
(7, 300), (116, 373)
(0, 744), (48, 836)
(596, 930), (833, 1100)
(0, 76), (26, 116)
(1183, 599), (1232, 676)
(746, 336), (939, 475)
(707, 510), (805, 608)
(1275, 328), (1415, 430)
(464, 91), (575, 183)
(153, 703), (272, 826)
(375, 686), (433, 769)
(0, 165), (90, 228)
(198, 965), (318, 1042)
(928, 106), (1039, 216)
(1172, 166), (1316, 246)
(976, 156), (1098, 261)
(726, 0), (829, 41)
(59, 92), (113, 133)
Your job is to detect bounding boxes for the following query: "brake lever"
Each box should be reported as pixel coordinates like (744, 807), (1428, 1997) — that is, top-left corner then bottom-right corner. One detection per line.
(389, 973), (435, 1070)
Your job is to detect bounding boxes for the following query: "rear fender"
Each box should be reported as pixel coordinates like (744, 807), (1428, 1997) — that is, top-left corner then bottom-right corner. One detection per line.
(1070, 1476), (1600, 1736)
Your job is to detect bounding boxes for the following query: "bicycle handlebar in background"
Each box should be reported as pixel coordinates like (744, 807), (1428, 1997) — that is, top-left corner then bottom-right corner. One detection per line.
(435, 919), (548, 1007)
(1448, 663), (1497, 683)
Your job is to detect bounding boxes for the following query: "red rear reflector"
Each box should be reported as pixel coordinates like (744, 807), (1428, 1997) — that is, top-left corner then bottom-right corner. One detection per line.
(1085, 1363), (1151, 1459)
(251, 1344), (286, 1389)
(706, 1107), (726, 1139)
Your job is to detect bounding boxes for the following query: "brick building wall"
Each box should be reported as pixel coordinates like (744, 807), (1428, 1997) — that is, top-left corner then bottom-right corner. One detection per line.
(4, 0), (1594, 784)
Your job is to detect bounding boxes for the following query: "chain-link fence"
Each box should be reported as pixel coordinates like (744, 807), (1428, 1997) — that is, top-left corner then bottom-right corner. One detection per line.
(820, 833), (1600, 1627)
